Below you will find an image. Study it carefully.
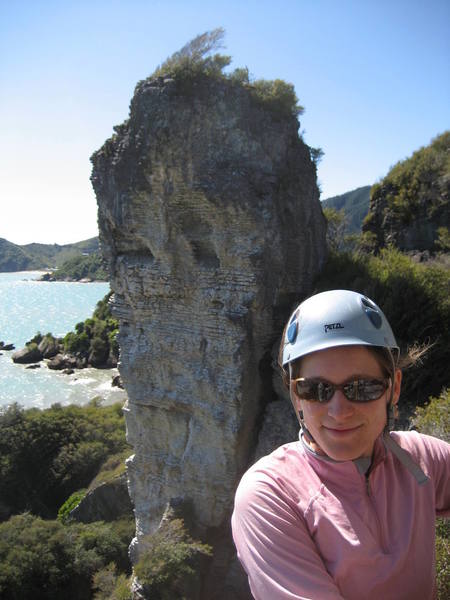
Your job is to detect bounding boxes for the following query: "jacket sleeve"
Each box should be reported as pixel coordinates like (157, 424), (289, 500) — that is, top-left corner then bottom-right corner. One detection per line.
(231, 470), (345, 600)
(396, 431), (450, 518)
(423, 433), (450, 518)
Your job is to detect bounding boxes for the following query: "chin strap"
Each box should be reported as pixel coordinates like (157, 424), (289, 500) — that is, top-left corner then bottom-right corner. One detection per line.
(289, 364), (318, 445)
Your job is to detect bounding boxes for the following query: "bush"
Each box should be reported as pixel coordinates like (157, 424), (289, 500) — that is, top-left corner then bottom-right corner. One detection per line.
(92, 563), (132, 600)
(411, 389), (449, 443)
(436, 518), (450, 600)
(57, 489), (87, 523)
(0, 514), (134, 600)
(62, 293), (119, 364)
(134, 519), (212, 600)
(0, 402), (128, 519)
(411, 389), (450, 597)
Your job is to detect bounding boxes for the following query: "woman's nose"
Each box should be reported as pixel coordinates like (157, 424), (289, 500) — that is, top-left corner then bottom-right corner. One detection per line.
(326, 390), (355, 419)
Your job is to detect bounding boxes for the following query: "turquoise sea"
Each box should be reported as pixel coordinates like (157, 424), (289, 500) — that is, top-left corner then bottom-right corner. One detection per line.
(0, 272), (127, 409)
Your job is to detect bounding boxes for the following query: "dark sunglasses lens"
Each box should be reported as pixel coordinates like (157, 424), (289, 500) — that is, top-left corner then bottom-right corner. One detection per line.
(356, 380), (387, 402)
(317, 382), (333, 402)
(295, 380), (318, 400)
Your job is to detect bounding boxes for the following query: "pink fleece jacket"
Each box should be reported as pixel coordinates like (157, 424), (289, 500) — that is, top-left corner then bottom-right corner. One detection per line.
(231, 431), (450, 600)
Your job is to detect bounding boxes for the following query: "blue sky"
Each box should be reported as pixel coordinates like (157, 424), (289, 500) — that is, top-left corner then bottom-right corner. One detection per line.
(1, 0), (448, 244)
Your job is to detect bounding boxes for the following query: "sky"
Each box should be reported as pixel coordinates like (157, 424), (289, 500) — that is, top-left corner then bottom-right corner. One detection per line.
(1, 0), (449, 245)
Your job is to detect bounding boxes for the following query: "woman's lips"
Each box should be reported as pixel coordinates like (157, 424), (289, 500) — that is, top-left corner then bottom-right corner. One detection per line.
(323, 425), (362, 435)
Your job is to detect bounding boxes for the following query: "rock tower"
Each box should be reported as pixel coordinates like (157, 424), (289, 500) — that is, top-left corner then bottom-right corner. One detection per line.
(91, 72), (327, 598)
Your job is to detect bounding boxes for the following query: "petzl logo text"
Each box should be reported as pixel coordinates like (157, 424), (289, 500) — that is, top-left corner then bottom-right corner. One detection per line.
(324, 322), (344, 333)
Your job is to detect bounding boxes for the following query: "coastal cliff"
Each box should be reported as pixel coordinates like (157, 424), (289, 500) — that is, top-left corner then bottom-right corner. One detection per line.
(91, 69), (327, 598)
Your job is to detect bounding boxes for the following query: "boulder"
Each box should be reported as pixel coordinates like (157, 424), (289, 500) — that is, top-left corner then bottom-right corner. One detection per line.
(12, 345), (43, 364)
(47, 353), (78, 370)
(38, 336), (60, 359)
(1, 344), (15, 351)
(70, 474), (133, 523)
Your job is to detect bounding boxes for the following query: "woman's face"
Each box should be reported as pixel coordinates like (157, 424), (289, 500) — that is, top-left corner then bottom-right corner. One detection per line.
(290, 345), (402, 461)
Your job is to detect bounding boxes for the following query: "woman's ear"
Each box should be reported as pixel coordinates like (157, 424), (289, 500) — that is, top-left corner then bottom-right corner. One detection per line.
(392, 368), (402, 406)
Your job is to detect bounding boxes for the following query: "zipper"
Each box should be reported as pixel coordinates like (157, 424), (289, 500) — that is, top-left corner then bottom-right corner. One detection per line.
(365, 472), (389, 554)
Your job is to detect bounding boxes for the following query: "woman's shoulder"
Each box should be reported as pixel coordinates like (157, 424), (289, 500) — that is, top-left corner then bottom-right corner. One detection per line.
(390, 430), (450, 469)
(391, 430), (449, 452)
(235, 441), (319, 508)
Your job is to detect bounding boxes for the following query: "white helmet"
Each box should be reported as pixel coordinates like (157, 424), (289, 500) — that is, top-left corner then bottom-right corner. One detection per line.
(282, 289), (398, 366)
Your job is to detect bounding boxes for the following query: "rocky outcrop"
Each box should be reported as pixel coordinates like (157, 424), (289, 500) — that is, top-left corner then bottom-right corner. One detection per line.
(362, 132), (450, 252)
(70, 474), (133, 523)
(91, 72), (327, 598)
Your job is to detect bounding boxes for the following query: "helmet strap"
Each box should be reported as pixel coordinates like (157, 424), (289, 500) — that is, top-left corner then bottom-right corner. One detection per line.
(289, 364), (318, 445)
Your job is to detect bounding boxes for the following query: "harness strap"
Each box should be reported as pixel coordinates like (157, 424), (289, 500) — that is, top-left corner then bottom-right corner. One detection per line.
(382, 432), (429, 485)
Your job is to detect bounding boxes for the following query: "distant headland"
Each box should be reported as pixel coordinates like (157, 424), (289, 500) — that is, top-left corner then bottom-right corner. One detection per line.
(0, 236), (108, 281)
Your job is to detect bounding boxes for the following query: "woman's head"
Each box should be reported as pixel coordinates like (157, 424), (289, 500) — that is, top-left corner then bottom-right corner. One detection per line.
(279, 290), (402, 460)
(290, 344), (402, 460)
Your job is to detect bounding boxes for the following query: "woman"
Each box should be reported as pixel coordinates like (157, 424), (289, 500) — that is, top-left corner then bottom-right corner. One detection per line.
(231, 289), (449, 600)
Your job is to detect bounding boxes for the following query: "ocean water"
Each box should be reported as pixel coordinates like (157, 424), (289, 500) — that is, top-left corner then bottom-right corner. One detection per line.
(0, 272), (127, 409)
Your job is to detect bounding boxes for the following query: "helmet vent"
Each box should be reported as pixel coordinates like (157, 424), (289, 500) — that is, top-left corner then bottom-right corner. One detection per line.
(360, 296), (382, 329)
(287, 320), (298, 343)
(365, 308), (382, 329)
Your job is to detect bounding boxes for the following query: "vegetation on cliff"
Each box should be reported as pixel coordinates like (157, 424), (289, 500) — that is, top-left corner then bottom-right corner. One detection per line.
(63, 292), (119, 366)
(363, 132), (450, 251)
(140, 28), (303, 120)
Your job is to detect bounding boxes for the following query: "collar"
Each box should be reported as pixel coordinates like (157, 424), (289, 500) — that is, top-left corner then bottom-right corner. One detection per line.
(299, 430), (429, 485)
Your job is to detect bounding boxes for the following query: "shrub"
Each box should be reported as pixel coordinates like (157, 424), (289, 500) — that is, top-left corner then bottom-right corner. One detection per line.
(436, 518), (450, 599)
(0, 514), (134, 600)
(411, 388), (449, 443)
(134, 519), (212, 599)
(92, 563), (132, 600)
(57, 489), (87, 523)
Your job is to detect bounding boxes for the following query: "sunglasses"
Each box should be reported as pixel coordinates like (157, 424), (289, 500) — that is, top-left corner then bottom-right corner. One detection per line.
(292, 377), (389, 403)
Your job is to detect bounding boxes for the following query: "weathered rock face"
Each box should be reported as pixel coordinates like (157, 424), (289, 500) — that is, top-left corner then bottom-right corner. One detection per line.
(91, 73), (327, 598)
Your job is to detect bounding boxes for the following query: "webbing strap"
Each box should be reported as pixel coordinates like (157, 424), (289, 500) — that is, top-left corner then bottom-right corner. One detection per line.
(382, 432), (430, 485)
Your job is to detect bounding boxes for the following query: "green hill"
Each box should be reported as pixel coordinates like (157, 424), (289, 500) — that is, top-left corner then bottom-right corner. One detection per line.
(0, 237), (100, 273)
(322, 185), (371, 233)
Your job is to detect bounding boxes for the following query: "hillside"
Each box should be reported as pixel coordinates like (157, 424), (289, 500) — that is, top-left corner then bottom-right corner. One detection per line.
(322, 185), (370, 233)
(0, 237), (99, 272)
(362, 132), (450, 251)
